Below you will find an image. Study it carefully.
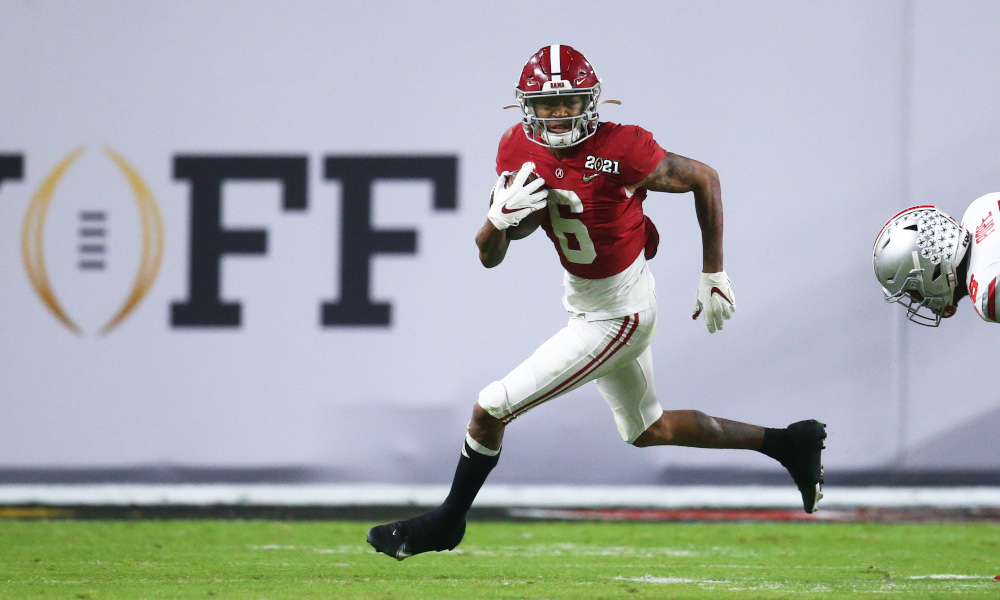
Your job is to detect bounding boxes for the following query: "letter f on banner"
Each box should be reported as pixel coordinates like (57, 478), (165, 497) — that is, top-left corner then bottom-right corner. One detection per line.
(172, 156), (308, 327)
(322, 156), (457, 326)
(0, 154), (24, 190)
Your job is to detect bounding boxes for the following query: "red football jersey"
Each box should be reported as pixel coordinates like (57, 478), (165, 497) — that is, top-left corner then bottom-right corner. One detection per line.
(496, 122), (667, 279)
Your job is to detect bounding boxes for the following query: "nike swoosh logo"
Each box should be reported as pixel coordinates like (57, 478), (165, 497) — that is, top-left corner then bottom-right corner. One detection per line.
(500, 205), (524, 214)
(710, 287), (732, 304)
(396, 542), (412, 560)
(583, 173), (601, 182)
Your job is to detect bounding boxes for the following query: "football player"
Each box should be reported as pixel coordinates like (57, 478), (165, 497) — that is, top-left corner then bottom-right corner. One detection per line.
(367, 45), (827, 561)
(873, 193), (1000, 325)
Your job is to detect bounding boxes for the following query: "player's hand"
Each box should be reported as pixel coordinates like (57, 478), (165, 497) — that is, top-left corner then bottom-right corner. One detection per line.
(488, 162), (548, 230)
(692, 271), (735, 333)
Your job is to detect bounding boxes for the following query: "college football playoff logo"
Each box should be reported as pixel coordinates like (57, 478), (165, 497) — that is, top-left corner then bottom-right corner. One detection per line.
(21, 146), (164, 336)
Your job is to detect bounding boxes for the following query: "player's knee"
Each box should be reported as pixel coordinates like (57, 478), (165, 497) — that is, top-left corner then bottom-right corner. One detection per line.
(474, 381), (506, 429)
(477, 381), (506, 412)
(632, 413), (671, 447)
(471, 402), (499, 427)
(631, 434), (652, 448)
(632, 430), (663, 448)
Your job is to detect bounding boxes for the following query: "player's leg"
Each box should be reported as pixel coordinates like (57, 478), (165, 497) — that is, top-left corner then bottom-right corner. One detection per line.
(596, 311), (816, 508)
(441, 308), (633, 513)
(368, 316), (621, 560)
(756, 420), (827, 513)
(631, 410), (826, 513)
(592, 327), (826, 514)
(452, 311), (654, 519)
(365, 406), (503, 561)
(365, 414), (497, 561)
(592, 338), (664, 445)
(631, 410), (765, 449)
(469, 398), (504, 450)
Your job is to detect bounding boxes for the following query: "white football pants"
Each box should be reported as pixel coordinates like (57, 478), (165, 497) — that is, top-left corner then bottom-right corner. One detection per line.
(477, 307), (662, 443)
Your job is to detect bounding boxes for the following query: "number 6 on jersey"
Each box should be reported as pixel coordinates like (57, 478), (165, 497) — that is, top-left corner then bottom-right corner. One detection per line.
(547, 189), (596, 264)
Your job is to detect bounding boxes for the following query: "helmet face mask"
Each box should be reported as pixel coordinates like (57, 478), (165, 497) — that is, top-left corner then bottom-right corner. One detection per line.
(516, 45), (602, 148)
(520, 90), (598, 147)
(872, 206), (969, 327)
(883, 271), (955, 326)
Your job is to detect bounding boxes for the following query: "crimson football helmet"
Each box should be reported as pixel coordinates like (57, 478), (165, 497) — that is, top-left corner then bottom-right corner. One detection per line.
(514, 44), (603, 148)
(872, 205), (971, 326)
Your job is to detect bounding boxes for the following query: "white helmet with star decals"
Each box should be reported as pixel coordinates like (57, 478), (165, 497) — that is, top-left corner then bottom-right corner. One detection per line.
(873, 205), (971, 326)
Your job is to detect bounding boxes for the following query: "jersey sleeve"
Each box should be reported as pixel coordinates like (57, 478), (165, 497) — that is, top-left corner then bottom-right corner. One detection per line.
(618, 125), (668, 186)
(495, 125), (524, 175)
(975, 273), (999, 323)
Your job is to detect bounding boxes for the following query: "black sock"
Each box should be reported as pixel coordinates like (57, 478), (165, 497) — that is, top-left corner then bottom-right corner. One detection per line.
(442, 439), (500, 518)
(758, 427), (790, 463)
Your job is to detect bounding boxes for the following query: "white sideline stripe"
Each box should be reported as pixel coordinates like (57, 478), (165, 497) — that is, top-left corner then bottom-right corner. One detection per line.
(1, 485), (1000, 508)
(907, 574), (991, 580)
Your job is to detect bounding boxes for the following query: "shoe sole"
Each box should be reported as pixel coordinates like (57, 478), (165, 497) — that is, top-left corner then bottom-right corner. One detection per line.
(806, 465), (825, 513)
(366, 527), (410, 562)
(807, 432), (826, 514)
(806, 482), (823, 513)
(797, 422), (826, 514)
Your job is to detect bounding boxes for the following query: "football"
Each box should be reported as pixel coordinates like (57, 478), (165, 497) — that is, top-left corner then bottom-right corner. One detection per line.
(504, 168), (540, 188)
(491, 169), (543, 206)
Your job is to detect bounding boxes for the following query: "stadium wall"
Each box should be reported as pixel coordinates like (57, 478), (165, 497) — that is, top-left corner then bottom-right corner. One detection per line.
(1, 1), (999, 484)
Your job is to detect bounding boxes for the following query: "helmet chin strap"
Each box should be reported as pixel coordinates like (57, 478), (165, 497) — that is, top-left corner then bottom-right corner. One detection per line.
(944, 260), (958, 294)
(939, 265), (958, 319)
(540, 127), (577, 147)
(538, 112), (597, 147)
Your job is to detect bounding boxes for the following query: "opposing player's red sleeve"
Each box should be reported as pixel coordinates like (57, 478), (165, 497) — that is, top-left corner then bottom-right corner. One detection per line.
(986, 276), (997, 322)
(617, 126), (668, 186)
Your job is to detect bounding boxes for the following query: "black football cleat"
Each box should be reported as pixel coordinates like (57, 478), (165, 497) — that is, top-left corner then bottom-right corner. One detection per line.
(366, 507), (466, 561)
(779, 420), (827, 514)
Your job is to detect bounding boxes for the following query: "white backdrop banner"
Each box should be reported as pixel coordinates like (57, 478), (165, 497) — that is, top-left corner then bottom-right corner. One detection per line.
(2, 1), (999, 482)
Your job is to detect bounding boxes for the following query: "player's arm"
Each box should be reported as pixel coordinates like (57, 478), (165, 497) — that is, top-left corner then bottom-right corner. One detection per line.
(475, 200), (546, 268)
(506, 208), (545, 240)
(476, 220), (511, 268)
(632, 152), (735, 333)
(630, 152), (723, 272)
(477, 164), (548, 268)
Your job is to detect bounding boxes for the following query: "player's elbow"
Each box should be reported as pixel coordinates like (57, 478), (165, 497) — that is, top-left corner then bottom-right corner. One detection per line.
(475, 229), (509, 268)
(695, 164), (720, 193)
(477, 242), (506, 268)
(479, 252), (503, 268)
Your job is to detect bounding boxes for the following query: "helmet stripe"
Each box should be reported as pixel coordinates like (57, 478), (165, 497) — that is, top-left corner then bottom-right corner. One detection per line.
(549, 44), (561, 80)
(989, 278), (996, 321)
(872, 204), (935, 253)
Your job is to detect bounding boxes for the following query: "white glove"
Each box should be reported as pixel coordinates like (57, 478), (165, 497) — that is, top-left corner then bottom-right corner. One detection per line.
(692, 271), (736, 333)
(488, 162), (548, 230)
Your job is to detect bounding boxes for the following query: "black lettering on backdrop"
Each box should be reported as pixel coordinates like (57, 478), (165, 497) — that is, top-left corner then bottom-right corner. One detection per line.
(0, 154), (24, 190)
(172, 156), (308, 327)
(322, 156), (458, 326)
(169, 154), (457, 329)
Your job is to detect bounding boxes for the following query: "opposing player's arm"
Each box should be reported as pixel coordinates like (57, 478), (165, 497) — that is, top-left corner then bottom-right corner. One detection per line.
(630, 152), (723, 272)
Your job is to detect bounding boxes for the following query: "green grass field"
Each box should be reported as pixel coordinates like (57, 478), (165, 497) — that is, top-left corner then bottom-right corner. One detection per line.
(3, 519), (998, 599)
